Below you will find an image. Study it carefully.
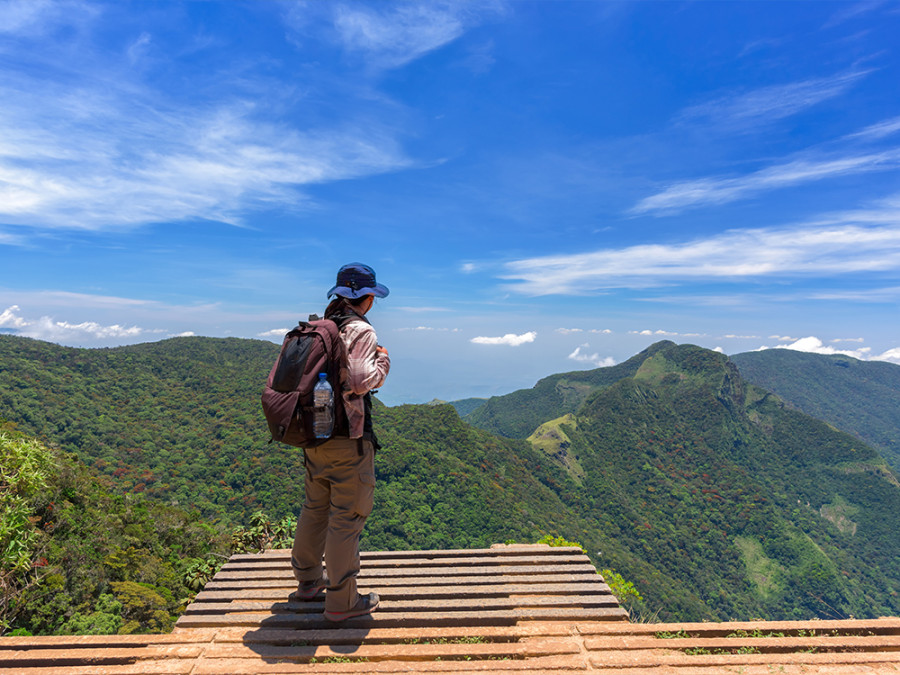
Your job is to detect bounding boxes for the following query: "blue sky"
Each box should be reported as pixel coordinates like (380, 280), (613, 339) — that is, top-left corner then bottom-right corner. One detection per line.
(1, 1), (899, 404)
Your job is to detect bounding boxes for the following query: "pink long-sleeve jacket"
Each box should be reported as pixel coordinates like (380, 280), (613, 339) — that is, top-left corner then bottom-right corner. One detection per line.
(339, 317), (390, 438)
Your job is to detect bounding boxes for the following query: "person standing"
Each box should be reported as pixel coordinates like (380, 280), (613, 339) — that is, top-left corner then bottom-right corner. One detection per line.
(289, 263), (390, 621)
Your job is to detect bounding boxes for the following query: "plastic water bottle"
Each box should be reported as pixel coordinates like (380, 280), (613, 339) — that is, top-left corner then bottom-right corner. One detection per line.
(312, 373), (334, 439)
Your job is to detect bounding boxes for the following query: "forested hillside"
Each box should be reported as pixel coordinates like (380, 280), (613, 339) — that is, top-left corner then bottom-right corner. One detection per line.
(2, 334), (900, 625)
(549, 344), (900, 621)
(732, 349), (900, 472)
(0, 334), (298, 520)
(0, 424), (229, 635)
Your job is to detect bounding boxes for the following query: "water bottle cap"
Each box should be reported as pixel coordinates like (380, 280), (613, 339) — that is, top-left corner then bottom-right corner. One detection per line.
(318, 372), (327, 380)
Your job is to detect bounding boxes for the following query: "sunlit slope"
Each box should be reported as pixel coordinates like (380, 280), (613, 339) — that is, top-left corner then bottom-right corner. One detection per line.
(732, 348), (900, 472)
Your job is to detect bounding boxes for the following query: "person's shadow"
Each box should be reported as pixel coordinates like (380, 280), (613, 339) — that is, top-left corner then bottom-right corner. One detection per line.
(241, 595), (374, 663)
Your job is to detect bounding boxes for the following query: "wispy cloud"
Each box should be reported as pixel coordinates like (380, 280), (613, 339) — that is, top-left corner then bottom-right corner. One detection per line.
(676, 71), (867, 131)
(0, 0), (92, 36)
(808, 286), (900, 302)
(0, 6), (415, 233)
(631, 149), (900, 215)
(821, 1), (886, 29)
(285, 1), (500, 71)
(395, 326), (460, 332)
(0, 82), (412, 230)
(471, 331), (536, 346)
(332, 2), (467, 69)
(844, 115), (900, 141)
(502, 216), (900, 295)
(630, 329), (709, 338)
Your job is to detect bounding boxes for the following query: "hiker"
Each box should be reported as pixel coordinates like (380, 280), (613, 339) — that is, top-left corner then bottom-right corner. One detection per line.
(289, 263), (390, 622)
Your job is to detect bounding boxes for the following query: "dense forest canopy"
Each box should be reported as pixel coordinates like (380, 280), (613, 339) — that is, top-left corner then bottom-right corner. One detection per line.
(0, 424), (229, 635)
(2, 334), (900, 632)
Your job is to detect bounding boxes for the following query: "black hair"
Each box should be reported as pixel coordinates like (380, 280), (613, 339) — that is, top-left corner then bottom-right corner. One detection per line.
(324, 294), (371, 319)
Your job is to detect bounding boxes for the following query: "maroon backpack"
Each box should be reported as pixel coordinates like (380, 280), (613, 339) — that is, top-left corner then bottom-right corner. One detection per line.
(261, 317), (350, 448)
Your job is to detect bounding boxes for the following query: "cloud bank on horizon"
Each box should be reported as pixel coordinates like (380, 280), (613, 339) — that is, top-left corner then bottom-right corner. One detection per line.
(1, 1), (899, 402)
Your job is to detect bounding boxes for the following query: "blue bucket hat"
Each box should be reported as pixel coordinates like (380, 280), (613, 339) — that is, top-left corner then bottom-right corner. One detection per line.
(327, 263), (390, 299)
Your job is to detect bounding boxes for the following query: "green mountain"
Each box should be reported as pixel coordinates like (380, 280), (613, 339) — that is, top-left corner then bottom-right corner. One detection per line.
(461, 341), (675, 438)
(554, 344), (900, 621)
(2, 334), (900, 624)
(731, 349), (900, 473)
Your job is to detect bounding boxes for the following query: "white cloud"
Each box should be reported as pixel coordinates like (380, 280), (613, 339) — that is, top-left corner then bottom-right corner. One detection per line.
(0, 229), (25, 246)
(632, 149), (900, 215)
(723, 334), (760, 339)
(0, 305), (29, 328)
(676, 71), (866, 130)
(630, 329), (679, 337)
(127, 31), (152, 64)
(774, 336), (872, 359)
(1, 305), (143, 341)
(808, 286), (900, 302)
(589, 328), (613, 334)
(258, 328), (290, 339)
(875, 347), (900, 365)
(769, 335), (798, 342)
(329, 2), (477, 69)
(501, 216), (900, 295)
(568, 344), (615, 367)
(844, 115), (900, 142)
(394, 325), (460, 333)
(0, 0), (87, 36)
(757, 335), (900, 367)
(822, 1), (884, 29)
(396, 326), (439, 332)
(172, 331), (196, 338)
(0, 38), (413, 232)
(471, 331), (536, 346)
(556, 328), (583, 334)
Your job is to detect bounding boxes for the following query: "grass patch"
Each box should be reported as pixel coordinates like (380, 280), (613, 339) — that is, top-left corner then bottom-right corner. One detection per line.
(734, 535), (784, 600)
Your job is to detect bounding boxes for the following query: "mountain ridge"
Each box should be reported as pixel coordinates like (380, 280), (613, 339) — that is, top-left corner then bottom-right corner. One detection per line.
(459, 340), (677, 438)
(731, 348), (900, 472)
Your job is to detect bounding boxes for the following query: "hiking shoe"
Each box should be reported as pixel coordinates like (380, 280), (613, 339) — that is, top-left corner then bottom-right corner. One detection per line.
(323, 592), (379, 622)
(289, 576), (328, 601)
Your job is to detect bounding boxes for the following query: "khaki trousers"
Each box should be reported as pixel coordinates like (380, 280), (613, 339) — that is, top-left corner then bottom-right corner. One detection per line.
(291, 437), (375, 613)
